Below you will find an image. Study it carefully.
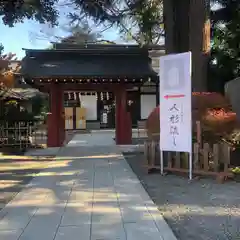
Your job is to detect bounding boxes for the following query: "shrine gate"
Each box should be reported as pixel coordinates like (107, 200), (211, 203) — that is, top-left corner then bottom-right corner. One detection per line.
(20, 44), (158, 147)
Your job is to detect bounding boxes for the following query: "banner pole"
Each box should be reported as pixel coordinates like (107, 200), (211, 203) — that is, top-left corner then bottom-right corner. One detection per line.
(189, 151), (193, 180)
(160, 150), (164, 175)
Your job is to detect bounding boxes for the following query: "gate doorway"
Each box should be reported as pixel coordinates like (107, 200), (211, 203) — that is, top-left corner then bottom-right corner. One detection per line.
(127, 90), (140, 128)
(98, 92), (115, 128)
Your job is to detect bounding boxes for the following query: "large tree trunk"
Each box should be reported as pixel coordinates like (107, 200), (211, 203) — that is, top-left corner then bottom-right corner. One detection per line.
(163, 0), (175, 53)
(163, 0), (190, 53)
(163, 0), (210, 91)
(189, 0), (210, 91)
(174, 0), (190, 53)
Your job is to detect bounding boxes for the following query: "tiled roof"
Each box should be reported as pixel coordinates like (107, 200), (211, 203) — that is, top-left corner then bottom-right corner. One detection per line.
(20, 44), (159, 79)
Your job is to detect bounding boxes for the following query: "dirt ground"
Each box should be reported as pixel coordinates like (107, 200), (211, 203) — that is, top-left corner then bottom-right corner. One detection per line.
(0, 155), (52, 210)
(124, 152), (240, 240)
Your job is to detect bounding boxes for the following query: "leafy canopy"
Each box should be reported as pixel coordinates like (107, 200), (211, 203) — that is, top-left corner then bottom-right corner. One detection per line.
(0, 0), (163, 45)
(68, 0), (164, 45)
(210, 0), (240, 91)
(0, 0), (58, 27)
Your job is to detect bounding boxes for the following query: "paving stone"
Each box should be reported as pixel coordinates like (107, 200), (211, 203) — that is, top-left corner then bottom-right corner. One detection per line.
(0, 206), (37, 230)
(25, 147), (60, 156)
(68, 190), (93, 203)
(91, 223), (126, 240)
(61, 202), (92, 226)
(55, 225), (91, 240)
(0, 229), (23, 240)
(92, 202), (122, 225)
(124, 221), (164, 240)
(119, 202), (153, 223)
(18, 208), (65, 240)
(0, 132), (177, 240)
(93, 191), (118, 203)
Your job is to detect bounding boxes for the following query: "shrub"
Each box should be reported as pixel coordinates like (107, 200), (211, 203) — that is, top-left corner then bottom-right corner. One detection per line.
(146, 105), (160, 140)
(146, 92), (238, 142)
(202, 109), (237, 134)
(231, 167), (240, 174)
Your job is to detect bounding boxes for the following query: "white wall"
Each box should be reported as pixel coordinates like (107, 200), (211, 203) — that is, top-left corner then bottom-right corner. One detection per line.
(80, 95), (97, 120)
(140, 94), (156, 119)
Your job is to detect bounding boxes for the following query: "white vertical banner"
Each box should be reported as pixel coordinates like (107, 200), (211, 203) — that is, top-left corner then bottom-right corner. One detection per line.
(159, 52), (192, 179)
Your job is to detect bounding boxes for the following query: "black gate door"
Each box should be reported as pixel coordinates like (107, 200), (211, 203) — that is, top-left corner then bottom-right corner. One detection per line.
(127, 91), (140, 128)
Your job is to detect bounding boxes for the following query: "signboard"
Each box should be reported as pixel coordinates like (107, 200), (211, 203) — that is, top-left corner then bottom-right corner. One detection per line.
(159, 52), (192, 154)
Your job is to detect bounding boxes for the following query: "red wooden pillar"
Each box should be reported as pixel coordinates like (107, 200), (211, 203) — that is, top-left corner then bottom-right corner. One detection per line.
(115, 87), (132, 145)
(47, 84), (64, 147)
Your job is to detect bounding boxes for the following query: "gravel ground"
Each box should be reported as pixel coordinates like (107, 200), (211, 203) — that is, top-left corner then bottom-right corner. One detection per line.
(124, 152), (240, 240)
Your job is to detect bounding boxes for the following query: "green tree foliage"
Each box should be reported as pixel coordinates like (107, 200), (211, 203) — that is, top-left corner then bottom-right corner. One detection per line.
(0, 44), (3, 55)
(69, 0), (164, 45)
(60, 22), (117, 44)
(43, 21), (116, 47)
(0, 0), (58, 26)
(210, 0), (240, 92)
(31, 95), (44, 116)
(60, 22), (102, 43)
(0, 0), (163, 45)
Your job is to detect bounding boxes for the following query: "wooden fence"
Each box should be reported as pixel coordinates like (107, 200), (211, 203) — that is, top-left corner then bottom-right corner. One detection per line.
(0, 120), (47, 150)
(144, 140), (234, 182)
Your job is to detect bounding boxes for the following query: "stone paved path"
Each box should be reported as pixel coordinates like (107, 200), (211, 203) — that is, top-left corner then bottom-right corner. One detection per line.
(0, 132), (176, 240)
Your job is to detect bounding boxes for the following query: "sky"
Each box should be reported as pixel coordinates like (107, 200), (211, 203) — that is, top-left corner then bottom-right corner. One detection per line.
(0, 20), (118, 59)
(1, 21), (49, 59)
